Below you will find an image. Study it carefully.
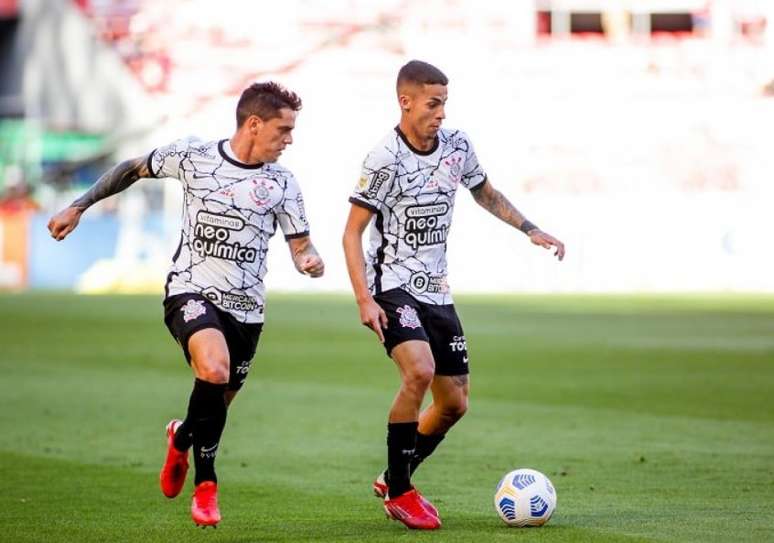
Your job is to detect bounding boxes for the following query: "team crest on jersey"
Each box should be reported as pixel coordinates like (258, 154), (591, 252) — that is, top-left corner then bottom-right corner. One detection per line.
(250, 179), (274, 207)
(181, 299), (207, 322)
(397, 305), (421, 329)
(444, 155), (463, 184)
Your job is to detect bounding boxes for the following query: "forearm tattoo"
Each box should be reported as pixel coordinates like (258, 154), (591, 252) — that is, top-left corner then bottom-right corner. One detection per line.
(473, 185), (531, 232)
(71, 156), (151, 210)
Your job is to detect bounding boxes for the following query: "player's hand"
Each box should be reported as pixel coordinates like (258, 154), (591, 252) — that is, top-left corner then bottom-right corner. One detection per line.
(47, 206), (83, 241)
(299, 254), (324, 277)
(358, 296), (388, 343)
(528, 230), (565, 261)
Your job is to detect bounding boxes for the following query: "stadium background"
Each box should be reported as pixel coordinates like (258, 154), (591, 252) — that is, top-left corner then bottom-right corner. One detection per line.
(1, 2), (773, 542)
(2, 0), (773, 294)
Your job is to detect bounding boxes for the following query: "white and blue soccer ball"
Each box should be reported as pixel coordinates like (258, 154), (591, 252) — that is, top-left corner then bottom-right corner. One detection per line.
(494, 468), (557, 527)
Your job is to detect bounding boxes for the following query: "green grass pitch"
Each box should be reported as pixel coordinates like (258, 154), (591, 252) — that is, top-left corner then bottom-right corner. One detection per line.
(1, 292), (773, 542)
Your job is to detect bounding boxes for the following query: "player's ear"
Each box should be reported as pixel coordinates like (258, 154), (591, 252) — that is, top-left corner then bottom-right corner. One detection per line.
(248, 115), (264, 135)
(398, 94), (411, 112)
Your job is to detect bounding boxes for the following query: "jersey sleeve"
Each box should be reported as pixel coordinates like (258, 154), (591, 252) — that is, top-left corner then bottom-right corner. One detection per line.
(460, 133), (487, 191)
(349, 147), (396, 213)
(276, 174), (310, 240)
(146, 136), (200, 181)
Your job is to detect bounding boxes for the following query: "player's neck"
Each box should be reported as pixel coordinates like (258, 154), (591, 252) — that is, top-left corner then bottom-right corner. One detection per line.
(228, 134), (266, 165)
(397, 121), (436, 153)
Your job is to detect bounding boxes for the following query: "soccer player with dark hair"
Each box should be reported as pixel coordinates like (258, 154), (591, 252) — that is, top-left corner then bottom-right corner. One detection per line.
(342, 60), (565, 530)
(48, 81), (324, 527)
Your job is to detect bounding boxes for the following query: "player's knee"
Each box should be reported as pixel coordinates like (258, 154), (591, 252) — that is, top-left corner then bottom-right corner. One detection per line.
(403, 366), (434, 392)
(194, 354), (230, 385)
(442, 397), (468, 421)
(198, 366), (229, 385)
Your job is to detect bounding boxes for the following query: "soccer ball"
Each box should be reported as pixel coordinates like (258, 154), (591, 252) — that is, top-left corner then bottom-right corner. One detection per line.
(494, 468), (556, 527)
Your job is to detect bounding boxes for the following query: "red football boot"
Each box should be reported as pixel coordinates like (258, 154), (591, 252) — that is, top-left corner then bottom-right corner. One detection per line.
(373, 472), (439, 518)
(191, 481), (221, 527)
(373, 471), (388, 498)
(384, 488), (441, 530)
(371, 471), (390, 499)
(159, 419), (189, 498)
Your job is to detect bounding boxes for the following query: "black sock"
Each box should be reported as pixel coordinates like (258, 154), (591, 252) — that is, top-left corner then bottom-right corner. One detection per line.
(173, 418), (193, 451)
(409, 432), (445, 475)
(386, 421), (418, 498)
(382, 432), (446, 483)
(186, 379), (228, 485)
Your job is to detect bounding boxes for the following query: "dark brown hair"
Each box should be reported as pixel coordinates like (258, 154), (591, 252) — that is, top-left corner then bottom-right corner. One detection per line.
(236, 82), (302, 126)
(396, 60), (449, 90)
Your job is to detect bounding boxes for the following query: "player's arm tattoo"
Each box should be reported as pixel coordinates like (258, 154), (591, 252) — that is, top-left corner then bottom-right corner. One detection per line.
(472, 181), (536, 234)
(71, 155), (152, 211)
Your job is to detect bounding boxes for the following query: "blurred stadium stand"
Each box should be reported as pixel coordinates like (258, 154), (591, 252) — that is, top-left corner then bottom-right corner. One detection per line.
(1, 0), (772, 292)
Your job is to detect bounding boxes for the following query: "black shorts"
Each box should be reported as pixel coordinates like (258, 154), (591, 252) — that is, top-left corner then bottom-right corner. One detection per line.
(163, 293), (263, 391)
(373, 288), (469, 376)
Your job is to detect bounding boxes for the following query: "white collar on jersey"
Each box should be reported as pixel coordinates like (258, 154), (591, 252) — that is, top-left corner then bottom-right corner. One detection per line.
(222, 140), (238, 160)
(218, 139), (264, 169)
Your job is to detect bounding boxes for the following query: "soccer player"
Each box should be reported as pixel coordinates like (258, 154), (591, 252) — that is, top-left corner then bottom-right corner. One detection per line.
(48, 82), (324, 527)
(342, 61), (565, 530)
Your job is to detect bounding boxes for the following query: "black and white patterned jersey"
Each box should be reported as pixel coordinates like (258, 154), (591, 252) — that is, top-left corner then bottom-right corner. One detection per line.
(148, 136), (309, 323)
(349, 126), (487, 305)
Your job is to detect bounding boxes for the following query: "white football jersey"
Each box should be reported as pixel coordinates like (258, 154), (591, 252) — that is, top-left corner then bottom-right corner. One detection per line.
(149, 137), (309, 323)
(350, 127), (486, 305)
